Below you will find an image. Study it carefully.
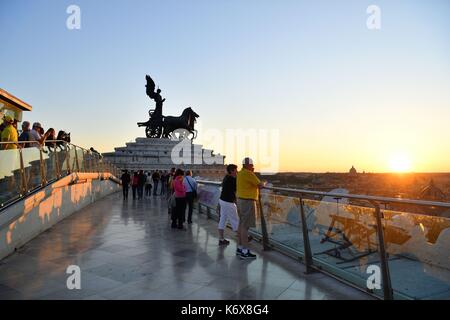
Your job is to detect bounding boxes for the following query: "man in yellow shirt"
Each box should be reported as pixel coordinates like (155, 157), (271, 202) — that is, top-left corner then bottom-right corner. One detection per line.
(236, 157), (265, 259)
(1, 115), (18, 150)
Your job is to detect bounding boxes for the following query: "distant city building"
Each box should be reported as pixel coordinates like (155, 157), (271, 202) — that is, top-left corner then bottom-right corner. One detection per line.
(420, 179), (446, 201)
(349, 165), (357, 176)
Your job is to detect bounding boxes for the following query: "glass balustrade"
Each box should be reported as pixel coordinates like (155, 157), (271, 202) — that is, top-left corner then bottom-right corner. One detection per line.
(196, 182), (450, 300)
(0, 141), (121, 208)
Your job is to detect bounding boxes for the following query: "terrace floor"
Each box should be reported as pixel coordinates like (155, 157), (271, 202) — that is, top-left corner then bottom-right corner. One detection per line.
(0, 192), (371, 300)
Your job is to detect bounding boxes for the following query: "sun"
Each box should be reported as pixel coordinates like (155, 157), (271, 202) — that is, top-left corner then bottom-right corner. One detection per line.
(389, 153), (412, 173)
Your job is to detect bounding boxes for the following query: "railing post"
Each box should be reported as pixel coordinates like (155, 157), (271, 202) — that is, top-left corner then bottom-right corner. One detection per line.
(18, 147), (28, 195)
(65, 143), (71, 175)
(371, 201), (394, 300)
(299, 195), (314, 274)
(74, 147), (80, 173)
(258, 193), (271, 251)
(54, 148), (61, 178)
(39, 146), (47, 185)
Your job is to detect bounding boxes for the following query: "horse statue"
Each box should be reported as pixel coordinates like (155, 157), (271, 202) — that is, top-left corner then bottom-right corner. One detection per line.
(162, 107), (199, 140)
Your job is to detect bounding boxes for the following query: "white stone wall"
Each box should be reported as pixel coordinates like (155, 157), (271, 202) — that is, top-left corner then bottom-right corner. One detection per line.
(0, 175), (120, 260)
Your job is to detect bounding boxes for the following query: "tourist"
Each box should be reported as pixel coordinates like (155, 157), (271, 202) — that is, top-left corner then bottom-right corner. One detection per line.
(90, 147), (102, 158)
(184, 170), (197, 224)
(152, 170), (160, 196)
(138, 170), (146, 199)
(160, 171), (167, 195)
(168, 167), (176, 196)
(145, 172), (153, 197)
(121, 170), (131, 199)
(29, 122), (51, 146)
(131, 171), (139, 200)
(236, 157), (265, 259)
(218, 164), (240, 247)
(172, 168), (187, 229)
(18, 121), (32, 148)
(167, 167), (176, 216)
(1, 115), (18, 150)
(44, 128), (56, 151)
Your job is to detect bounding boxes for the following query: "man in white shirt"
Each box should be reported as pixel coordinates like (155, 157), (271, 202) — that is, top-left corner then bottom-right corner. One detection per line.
(29, 122), (49, 145)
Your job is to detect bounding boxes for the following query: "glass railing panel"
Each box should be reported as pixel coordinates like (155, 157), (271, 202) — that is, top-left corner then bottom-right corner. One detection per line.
(67, 145), (79, 173)
(381, 209), (450, 299)
(92, 154), (99, 172)
(76, 148), (85, 172)
(197, 183), (221, 218)
(90, 152), (96, 172)
(0, 148), (23, 206)
(21, 146), (43, 192)
(98, 157), (104, 173)
(258, 192), (304, 254)
(97, 158), (104, 173)
(58, 148), (68, 177)
(82, 150), (91, 172)
(303, 198), (384, 297)
(42, 147), (57, 182)
(58, 145), (70, 176)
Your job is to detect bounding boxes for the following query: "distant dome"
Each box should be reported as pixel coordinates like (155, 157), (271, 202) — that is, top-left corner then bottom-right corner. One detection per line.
(420, 179), (446, 201)
(349, 166), (357, 175)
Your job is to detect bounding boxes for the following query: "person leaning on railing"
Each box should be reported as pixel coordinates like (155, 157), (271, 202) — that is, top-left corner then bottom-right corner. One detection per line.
(44, 128), (56, 150)
(236, 157), (266, 260)
(1, 115), (18, 150)
(29, 122), (52, 146)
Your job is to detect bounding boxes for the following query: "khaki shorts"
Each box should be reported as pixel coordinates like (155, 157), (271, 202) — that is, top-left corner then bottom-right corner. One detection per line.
(237, 198), (257, 228)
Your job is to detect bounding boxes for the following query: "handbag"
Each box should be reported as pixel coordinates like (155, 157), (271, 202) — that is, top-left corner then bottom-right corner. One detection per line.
(186, 177), (198, 199)
(168, 193), (176, 209)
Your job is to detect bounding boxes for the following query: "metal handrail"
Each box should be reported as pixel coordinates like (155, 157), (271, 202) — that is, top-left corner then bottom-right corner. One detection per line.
(195, 179), (450, 300)
(196, 179), (450, 209)
(1, 140), (100, 154)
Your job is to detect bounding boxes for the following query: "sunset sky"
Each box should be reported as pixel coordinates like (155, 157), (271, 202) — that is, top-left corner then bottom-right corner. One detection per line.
(1, 0), (449, 173)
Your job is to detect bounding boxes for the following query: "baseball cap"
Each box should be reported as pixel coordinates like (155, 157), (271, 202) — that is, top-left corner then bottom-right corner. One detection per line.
(32, 122), (42, 129)
(3, 115), (13, 123)
(242, 157), (254, 165)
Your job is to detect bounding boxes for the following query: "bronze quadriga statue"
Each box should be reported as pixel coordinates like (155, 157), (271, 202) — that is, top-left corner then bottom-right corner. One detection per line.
(137, 75), (199, 140)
